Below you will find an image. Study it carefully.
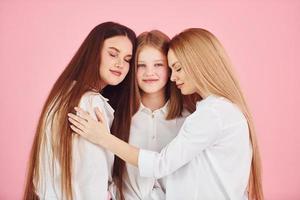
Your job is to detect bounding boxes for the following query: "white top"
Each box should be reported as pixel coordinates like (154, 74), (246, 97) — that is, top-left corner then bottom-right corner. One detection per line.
(138, 95), (252, 200)
(123, 102), (189, 200)
(36, 91), (115, 200)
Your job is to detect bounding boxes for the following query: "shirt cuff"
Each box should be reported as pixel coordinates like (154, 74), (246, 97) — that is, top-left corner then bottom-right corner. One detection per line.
(138, 149), (156, 178)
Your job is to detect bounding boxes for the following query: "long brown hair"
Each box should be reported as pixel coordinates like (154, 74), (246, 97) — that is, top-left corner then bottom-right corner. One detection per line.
(169, 28), (263, 200)
(23, 22), (137, 200)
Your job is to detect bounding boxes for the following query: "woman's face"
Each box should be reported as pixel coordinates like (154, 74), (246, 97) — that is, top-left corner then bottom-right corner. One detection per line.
(99, 36), (133, 87)
(136, 46), (169, 95)
(167, 49), (197, 95)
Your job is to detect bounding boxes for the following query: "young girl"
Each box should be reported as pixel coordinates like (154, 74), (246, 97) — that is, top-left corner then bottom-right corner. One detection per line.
(68, 28), (263, 199)
(117, 30), (189, 200)
(24, 22), (137, 200)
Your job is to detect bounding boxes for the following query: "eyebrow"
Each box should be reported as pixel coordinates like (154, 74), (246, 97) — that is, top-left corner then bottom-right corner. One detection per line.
(108, 47), (120, 53)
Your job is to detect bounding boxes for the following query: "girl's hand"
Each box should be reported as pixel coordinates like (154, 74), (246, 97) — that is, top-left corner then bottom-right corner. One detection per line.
(68, 107), (110, 146)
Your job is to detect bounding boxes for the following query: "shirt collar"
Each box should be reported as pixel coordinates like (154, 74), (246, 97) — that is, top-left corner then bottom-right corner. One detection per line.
(98, 93), (109, 102)
(139, 100), (169, 115)
(196, 94), (223, 109)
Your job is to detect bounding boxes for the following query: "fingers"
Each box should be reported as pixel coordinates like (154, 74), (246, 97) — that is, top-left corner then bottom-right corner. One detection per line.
(74, 107), (92, 121)
(70, 124), (86, 137)
(68, 117), (86, 132)
(95, 107), (105, 122)
(67, 113), (87, 127)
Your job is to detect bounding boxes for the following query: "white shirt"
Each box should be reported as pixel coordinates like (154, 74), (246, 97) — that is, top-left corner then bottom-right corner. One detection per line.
(138, 95), (252, 200)
(36, 91), (115, 200)
(123, 102), (189, 200)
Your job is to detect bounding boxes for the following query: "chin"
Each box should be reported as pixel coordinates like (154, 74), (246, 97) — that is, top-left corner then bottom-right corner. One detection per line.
(108, 79), (123, 86)
(180, 89), (193, 95)
(140, 86), (163, 94)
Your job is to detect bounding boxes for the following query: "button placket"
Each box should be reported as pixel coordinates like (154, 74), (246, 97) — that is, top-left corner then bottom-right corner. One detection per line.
(152, 111), (157, 140)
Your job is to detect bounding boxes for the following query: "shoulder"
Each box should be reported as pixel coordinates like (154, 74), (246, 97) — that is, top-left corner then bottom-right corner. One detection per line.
(195, 95), (247, 128)
(79, 91), (114, 114)
(80, 91), (107, 103)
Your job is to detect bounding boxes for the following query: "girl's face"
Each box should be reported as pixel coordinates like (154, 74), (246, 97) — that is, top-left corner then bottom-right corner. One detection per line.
(168, 49), (197, 95)
(99, 36), (133, 87)
(136, 46), (169, 95)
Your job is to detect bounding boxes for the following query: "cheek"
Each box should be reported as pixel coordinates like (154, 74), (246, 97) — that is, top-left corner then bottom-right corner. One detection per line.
(100, 54), (113, 70)
(178, 71), (186, 81)
(98, 66), (107, 80)
(158, 68), (169, 81)
(136, 68), (144, 81)
(123, 63), (130, 74)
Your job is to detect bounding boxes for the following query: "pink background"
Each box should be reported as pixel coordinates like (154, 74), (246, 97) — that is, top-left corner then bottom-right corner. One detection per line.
(1, 0), (299, 199)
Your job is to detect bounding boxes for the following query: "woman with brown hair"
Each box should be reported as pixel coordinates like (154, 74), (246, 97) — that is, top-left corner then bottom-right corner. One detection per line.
(69, 28), (263, 199)
(23, 22), (138, 200)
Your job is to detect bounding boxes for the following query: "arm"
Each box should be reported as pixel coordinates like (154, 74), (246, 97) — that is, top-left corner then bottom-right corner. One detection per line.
(68, 106), (221, 178)
(72, 94), (111, 199)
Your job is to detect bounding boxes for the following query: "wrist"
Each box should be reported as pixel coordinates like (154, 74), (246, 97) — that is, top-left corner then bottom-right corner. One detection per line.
(97, 131), (112, 148)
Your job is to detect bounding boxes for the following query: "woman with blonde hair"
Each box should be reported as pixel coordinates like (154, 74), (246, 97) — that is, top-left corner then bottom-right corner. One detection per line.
(68, 28), (263, 200)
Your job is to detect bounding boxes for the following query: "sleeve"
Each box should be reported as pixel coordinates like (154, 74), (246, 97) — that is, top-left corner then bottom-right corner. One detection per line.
(72, 94), (111, 199)
(138, 107), (222, 179)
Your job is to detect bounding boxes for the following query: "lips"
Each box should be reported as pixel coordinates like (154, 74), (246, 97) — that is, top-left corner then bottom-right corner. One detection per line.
(110, 69), (122, 77)
(176, 83), (184, 89)
(143, 79), (159, 83)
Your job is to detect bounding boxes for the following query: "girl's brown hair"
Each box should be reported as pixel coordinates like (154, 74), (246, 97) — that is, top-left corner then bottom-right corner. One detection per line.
(115, 30), (194, 199)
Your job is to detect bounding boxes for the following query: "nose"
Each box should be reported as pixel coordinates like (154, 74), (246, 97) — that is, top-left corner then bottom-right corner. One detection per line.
(145, 66), (154, 76)
(170, 70), (177, 82)
(115, 58), (124, 68)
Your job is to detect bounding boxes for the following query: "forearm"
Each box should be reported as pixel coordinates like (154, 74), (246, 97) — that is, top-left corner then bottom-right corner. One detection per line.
(100, 133), (139, 167)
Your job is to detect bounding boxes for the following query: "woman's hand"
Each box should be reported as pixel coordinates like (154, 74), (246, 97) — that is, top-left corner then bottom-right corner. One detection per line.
(68, 107), (109, 146)
(68, 107), (140, 167)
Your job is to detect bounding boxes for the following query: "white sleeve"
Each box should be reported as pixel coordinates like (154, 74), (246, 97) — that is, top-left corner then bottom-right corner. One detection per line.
(138, 107), (222, 179)
(72, 94), (111, 199)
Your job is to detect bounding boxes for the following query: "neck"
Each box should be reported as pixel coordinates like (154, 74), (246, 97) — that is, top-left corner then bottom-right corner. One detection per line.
(99, 80), (107, 92)
(141, 89), (166, 111)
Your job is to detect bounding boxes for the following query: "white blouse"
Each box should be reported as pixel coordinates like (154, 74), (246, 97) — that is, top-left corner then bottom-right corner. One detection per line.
(123, 102), (189, 200)
(138, 95), (252, 200)
(36, 91), (115, 200)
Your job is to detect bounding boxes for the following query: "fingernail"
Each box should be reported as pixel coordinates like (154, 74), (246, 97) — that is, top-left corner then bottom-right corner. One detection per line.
(74, 107), (79, 111)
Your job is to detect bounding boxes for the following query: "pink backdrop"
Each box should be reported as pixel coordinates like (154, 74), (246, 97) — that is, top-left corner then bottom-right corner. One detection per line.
(1, 1), (299, 199)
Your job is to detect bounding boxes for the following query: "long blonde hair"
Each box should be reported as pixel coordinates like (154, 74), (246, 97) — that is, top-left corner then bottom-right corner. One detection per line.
(169, 28), (263, 200)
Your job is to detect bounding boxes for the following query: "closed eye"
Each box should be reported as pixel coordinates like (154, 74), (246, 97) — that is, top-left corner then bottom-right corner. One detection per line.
(108, 51), (118, 57)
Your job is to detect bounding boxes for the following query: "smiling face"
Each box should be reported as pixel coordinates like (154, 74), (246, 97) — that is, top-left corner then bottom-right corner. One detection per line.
(167, 49), (197, 95)
(99, 36), (133, 87)
(136, 46), (169, 95)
